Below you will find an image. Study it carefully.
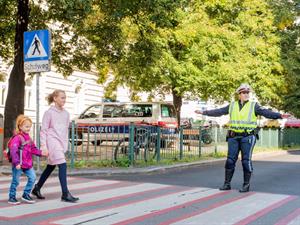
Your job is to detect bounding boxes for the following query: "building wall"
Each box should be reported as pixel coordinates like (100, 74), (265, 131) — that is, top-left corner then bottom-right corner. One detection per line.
(0, 69), (105, 122)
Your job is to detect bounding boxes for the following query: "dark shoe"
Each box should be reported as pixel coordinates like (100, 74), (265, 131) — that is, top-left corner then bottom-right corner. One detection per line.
(239, 183), (250, 192)
(32, 184), (45, 199)
(219, 168), (234, 191)
(239, 171), (251, 193)
(219, 182), (231, 190)
(8, 197), (20, 205)
(61, 192), (79, 203)
(22, 194), (35, 204)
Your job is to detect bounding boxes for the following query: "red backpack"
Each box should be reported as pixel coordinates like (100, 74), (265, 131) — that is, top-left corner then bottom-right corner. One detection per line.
(4, 134), (30, 165)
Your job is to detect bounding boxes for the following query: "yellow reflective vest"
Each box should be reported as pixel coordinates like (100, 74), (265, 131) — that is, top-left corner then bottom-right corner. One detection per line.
(229, 101), (257, 133)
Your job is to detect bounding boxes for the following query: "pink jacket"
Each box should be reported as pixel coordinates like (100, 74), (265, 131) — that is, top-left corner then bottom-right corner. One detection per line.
(9, 132), (42, 169)
(40, 106), (70, 165)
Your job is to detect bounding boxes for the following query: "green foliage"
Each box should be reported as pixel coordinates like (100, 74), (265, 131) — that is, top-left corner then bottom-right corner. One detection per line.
(81, 0), (289, 111)
(271, 0), (300, 116)
(0, 0), (94, 75)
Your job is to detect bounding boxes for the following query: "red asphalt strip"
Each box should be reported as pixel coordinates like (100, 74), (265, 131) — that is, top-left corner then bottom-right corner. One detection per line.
(234, 196), (298, 225)
(112, 190), (234, 225)
(155, 192), (255, 225)
(36, 186), (193, 225)
(275, 208), (300, 225)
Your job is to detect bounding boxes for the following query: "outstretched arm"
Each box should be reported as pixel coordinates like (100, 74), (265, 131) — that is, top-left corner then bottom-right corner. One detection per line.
(255, 103), (287, 119)
(195, 105), (230, 117)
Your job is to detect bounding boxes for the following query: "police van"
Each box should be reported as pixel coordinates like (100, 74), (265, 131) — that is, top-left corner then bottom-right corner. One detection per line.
(72, 102), (177, 145)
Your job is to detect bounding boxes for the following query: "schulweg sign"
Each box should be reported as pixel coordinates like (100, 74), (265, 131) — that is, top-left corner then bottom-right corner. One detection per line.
(23, 29), (51, 73)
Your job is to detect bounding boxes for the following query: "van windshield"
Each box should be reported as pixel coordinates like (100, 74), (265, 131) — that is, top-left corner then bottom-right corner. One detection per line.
(103, 104), (153, 118)
(161, 104), (176, 118)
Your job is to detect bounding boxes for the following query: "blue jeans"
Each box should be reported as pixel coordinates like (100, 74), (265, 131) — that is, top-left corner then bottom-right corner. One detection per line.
(9, 167), (36, 198)
(225, 135), (256, 173)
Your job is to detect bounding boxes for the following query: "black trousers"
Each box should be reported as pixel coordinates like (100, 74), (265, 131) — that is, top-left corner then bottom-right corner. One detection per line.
(36, 163), (68, 194)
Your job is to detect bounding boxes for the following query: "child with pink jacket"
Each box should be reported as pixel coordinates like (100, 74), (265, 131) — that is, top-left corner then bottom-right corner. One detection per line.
(32, 89), (79, 203)
(8, 115), (48, 205)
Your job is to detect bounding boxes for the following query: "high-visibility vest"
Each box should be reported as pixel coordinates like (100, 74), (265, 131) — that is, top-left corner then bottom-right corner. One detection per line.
(229, 101), (257, 133)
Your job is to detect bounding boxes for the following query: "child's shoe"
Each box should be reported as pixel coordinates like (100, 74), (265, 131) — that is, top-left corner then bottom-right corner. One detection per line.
(8, 197), (21, 205)
(22, 194), (35, 204)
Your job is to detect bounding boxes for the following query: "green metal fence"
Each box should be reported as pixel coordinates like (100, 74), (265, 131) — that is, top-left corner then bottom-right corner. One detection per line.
(33, 122), (300, 170)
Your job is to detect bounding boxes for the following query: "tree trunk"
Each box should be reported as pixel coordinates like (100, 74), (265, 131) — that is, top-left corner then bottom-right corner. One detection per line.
(172, 89), (182, 127)
(4, 0), (29, 140)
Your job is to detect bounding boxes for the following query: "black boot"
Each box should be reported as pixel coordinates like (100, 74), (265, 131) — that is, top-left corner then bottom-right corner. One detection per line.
(61, 192), (79, 203)
(239, 171), (251, 193)
(31, 184), (45, 199)
(219, 169), (234, 191)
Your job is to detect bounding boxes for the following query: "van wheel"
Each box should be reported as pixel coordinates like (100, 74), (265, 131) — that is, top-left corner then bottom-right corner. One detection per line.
(70, 133), (82, 146)
(91, 140), (102, 146)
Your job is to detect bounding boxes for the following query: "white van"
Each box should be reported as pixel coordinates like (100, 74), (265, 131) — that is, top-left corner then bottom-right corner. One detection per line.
(72, 102), (177, 145)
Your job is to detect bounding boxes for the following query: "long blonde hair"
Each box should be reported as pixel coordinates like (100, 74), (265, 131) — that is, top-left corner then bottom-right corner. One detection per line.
(15, 114), (32, 133)
(47, 89), (65, 105)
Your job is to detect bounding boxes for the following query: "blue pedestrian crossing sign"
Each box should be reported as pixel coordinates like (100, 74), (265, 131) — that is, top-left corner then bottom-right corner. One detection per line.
(24, 29), (51, 73)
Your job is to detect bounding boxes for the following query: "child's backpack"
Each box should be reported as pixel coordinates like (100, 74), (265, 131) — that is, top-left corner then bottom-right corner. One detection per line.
(4, 134), (28, 165)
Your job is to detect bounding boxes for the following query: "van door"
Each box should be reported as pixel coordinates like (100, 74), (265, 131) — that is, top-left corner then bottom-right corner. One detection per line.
(159, 104), (177, 128)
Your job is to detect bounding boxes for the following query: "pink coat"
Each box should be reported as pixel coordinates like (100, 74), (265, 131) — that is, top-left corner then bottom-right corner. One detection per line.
(9, 132), (42, 169)
(40, 106), (70, 165)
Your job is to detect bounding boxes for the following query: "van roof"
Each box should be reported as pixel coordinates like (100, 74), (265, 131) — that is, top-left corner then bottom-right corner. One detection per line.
(91, 102), (174, 105)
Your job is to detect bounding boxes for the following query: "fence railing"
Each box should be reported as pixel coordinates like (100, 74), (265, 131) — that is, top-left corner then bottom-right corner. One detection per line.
(31, 122), (300, 170)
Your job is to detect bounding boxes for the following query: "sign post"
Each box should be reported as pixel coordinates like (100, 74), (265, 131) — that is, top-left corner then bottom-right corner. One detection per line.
(24, 29), (51, 171)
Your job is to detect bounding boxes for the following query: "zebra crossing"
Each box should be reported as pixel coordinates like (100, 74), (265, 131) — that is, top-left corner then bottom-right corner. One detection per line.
(0, 175), (298, 225)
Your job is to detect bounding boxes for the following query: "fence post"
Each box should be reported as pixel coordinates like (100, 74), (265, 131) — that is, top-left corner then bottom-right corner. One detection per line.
(198, 126), (202, 157)
(70, 120), (75, 169)
(279, 128), (283, 148)
(214, 127), (218, 154)
(129, 123), (135, 166)
(268, 128), (271, 148)
(179, 126), (183, 160)
(156, 126), (161, 162)
(0, 116), (3, 162)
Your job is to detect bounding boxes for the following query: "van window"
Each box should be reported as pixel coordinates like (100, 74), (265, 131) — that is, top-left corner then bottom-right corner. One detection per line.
(103, 104), (153, 118)
(80, 105), (101, 119)
(161, 104), (176, 118)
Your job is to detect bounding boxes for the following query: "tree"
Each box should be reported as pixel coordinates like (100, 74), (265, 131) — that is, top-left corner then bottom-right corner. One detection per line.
(0, 0), (93, 140)
(83, 0), (287, 124)
(270, 0), (300, 116)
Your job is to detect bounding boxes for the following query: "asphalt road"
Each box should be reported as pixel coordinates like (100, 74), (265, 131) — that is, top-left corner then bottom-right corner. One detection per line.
(0, 150), (298, 225)
(85, 150), (300, 196)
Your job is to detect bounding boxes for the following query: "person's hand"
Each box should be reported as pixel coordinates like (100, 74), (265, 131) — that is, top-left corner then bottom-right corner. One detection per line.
(42, 149), (49, 157)
(195, 110), (203, 114)
(16, 164), (21, 170)
(281, 113), (291, 119)
(41, 145), (47, 152)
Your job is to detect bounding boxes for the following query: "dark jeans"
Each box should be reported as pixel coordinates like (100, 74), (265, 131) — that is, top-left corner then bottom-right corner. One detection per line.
(36, 163), (68, 194)
(225, 135), (256, 173)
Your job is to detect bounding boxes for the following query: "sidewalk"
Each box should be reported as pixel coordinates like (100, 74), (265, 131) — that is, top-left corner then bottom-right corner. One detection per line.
(0, 150), (294, 176)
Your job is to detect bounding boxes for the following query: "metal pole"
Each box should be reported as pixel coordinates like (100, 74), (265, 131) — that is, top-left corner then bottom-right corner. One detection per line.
(36, 72), (40, 172)
(71, 120), (75, 169)
(179, 126), (183, 160)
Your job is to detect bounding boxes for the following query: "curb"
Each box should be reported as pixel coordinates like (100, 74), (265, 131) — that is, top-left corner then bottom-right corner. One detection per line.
(0, 150), (296, 176)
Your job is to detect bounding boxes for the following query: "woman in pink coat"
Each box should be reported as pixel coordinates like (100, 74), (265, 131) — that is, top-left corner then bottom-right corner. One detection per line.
(32, 89), (79, 203)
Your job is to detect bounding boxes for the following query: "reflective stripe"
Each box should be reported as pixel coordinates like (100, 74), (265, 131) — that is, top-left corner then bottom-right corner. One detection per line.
(229, 101), (234, 117)
(247, 102), (255, 122)
(229, 120), (257, 125)
(248, 135), (256, 172)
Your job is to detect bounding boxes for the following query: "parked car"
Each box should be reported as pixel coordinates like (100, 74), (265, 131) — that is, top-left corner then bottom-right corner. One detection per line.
(71, 102), (178, 145)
